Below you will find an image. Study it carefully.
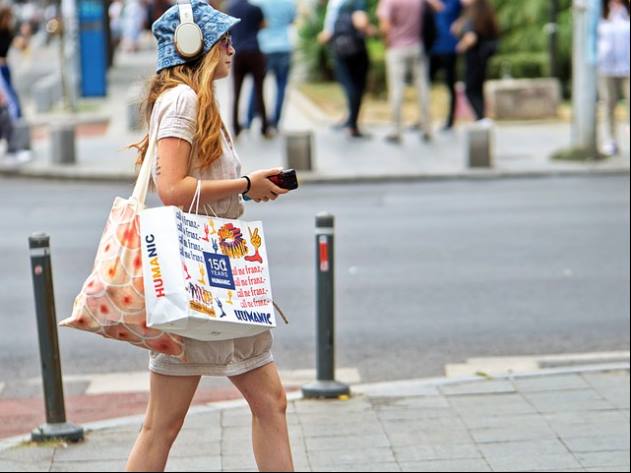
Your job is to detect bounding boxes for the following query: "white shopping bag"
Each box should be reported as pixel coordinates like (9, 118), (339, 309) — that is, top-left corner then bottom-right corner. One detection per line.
(139, 205), (276, 341)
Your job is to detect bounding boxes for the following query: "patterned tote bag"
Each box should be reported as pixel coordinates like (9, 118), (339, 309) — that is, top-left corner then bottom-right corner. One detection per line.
(59, 134), (186, 360)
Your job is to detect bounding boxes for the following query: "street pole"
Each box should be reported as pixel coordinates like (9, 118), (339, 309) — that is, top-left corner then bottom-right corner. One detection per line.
(29, 233), (84, 443)
(547, 0), (560, 80)
(302, 213), (351, 399)
(57, 0), (71, 112)
(571, 0), (601, 155)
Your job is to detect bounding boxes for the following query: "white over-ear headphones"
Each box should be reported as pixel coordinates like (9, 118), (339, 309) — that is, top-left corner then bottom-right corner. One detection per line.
(175, 0), (203, 59)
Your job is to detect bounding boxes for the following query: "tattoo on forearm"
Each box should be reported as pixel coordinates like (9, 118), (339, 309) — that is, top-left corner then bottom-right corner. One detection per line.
(156, 154), (162, 176)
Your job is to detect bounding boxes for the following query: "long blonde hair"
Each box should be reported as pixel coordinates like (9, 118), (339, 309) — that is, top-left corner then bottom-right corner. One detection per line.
(132, 45), (227, 171)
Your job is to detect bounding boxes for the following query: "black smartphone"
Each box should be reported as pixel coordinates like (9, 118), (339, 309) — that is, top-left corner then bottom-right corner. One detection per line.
(268, 169), (299, 191)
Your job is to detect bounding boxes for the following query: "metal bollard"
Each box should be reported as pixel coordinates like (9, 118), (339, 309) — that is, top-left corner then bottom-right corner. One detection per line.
(50, 122), (76, 165)
(467, 122), (494, 168)
(28, 233), (84, 443)
(14, 119), (32, 151)
(285, 131), (313, 171)
(302, 214), (351, 399)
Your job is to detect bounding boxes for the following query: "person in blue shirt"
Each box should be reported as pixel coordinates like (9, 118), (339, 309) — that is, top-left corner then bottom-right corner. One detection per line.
(430, 0), (461, 130)
(226, 0), (271, 137)
(246, 0), (296, 132)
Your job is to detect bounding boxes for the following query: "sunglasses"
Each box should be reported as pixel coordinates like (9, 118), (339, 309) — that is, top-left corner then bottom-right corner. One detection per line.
(219, 33), (233, 50)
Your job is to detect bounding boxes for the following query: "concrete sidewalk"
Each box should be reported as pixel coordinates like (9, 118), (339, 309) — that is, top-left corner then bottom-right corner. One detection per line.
(0, 365), (628, 472)
(1, 47), (629, 183)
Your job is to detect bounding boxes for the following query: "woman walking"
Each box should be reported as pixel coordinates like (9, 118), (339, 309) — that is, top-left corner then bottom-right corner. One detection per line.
(125, 1), (293, 471)
(453, 0), (499, 121)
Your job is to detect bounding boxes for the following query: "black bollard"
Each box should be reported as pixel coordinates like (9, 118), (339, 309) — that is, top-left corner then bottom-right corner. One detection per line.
(302, 214), (350, 399)
(28, 233), (84, 443)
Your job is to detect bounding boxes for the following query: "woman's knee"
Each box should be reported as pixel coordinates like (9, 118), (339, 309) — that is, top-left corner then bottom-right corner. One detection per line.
(141, 411), (186, 445)
(249, 386), (288, 420)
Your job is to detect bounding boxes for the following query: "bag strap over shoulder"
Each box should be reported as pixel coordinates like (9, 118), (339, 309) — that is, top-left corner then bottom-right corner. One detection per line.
(131, 131), (158, 206)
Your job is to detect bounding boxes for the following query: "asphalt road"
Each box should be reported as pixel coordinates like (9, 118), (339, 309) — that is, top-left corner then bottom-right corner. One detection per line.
(0, 175), (629, 384)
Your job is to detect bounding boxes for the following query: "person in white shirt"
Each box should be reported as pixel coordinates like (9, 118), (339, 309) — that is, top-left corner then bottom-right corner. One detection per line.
(598, 0), (630, 156)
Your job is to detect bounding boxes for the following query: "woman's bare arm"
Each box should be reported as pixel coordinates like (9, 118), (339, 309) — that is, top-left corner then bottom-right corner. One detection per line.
(155, 138), (287, 207)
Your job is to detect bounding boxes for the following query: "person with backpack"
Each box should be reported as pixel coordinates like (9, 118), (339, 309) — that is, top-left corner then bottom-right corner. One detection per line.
(319, 0), (375, 138)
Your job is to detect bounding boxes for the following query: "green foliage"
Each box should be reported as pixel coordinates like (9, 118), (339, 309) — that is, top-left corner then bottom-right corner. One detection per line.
(297, 2), (332, 82)
(489, 52), (550, 80)
(491, 0), (573, 84)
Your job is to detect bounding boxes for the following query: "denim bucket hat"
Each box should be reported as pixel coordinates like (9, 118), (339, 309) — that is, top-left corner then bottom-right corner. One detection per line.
(152, 0), (240, 72)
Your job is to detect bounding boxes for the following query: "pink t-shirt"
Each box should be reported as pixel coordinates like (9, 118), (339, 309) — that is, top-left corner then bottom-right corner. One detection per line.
(377, 0), (424, 49)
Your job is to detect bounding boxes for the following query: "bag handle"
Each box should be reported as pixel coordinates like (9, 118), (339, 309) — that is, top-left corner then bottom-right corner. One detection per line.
(187, 179), (202, 215)
(131, 136), (157, 206)
(187, 179), (219, 218)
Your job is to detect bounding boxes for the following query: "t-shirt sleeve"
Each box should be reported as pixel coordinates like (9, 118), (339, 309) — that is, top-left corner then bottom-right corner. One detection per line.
(156, 86), (198, 145)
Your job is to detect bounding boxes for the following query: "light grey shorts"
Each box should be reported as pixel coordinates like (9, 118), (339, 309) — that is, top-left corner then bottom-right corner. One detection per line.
(149, 330), (274, 377)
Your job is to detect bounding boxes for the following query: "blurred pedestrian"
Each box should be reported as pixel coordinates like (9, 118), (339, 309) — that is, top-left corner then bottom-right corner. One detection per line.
(378, 0), (441, 143)
(0, 90), (15, 155)
(121, 0), (147, 52)
(0, 88), (30, 164)
(227, 0), (271, 138)
(430, 0), (461, 130)
(452, 0), (498, 121)
(598, 0), (630, 156)
(319, 0), (375, 138)
(109, 0), (124, 58)
(0, 5), (28, 120)
(245, 0), (296, 132)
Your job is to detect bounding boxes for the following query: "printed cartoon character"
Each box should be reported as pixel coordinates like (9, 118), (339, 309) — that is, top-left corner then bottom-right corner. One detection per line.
(201, 219), (217, 242)
(218, 223), (248, 259)
(217, 299), (227, 318)
(212, 238), (219, 254)
(183, 262), (192, 280)
(198, 263), (207, 285)
(244, 227), (264, 264)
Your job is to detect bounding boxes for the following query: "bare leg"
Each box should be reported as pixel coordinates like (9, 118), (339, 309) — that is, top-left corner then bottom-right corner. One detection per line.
(229, 362), (294, 472)
(126, 373), (201, 472)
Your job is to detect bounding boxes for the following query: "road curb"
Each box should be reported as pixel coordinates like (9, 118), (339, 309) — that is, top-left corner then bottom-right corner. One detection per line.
(1, 361), (628, 453)
(1, 163), (628, 185)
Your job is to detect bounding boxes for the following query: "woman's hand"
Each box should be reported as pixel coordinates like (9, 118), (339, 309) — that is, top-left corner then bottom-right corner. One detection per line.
(246, 168), (289, 203)
(456, 31), (478, 53)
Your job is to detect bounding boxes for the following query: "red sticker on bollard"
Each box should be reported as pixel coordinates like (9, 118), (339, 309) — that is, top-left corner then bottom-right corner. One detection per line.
(319, 236), (329, 272)
(34, 265), (43, 275)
